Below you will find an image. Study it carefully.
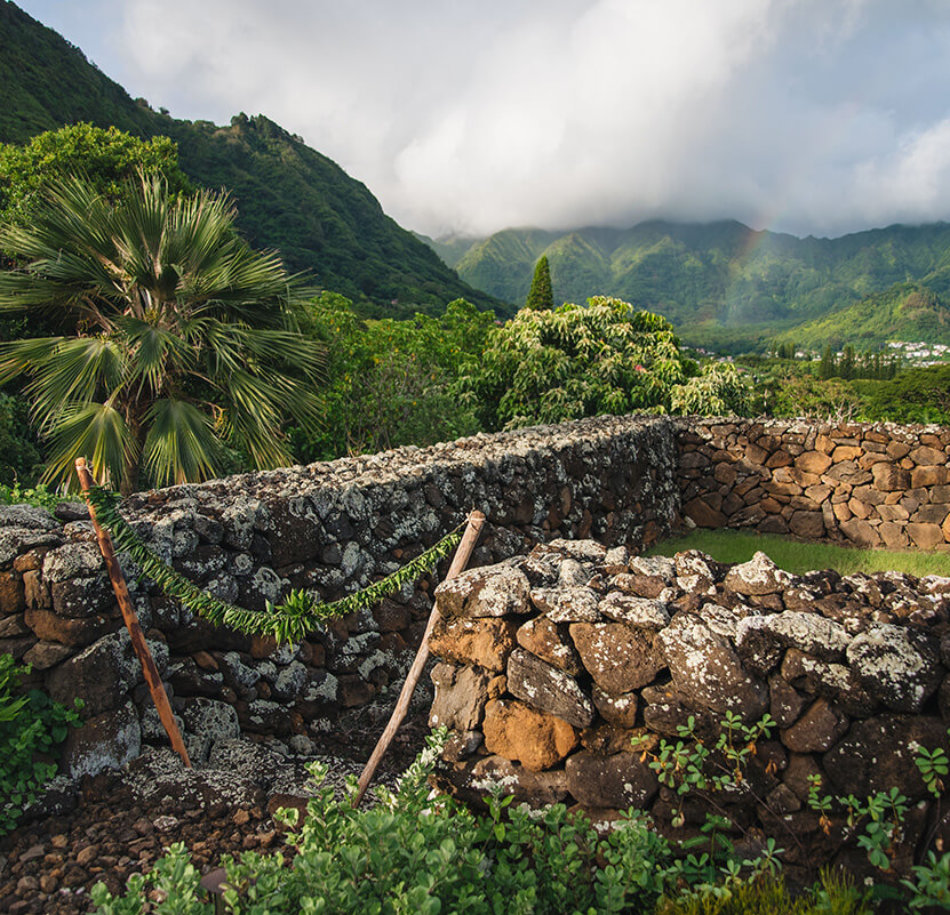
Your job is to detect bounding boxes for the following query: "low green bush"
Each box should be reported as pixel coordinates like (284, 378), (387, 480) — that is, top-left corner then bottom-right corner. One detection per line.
(0, 480), (59, 510)
(0, 655), (82, 835)
(89, 719), (950, 912)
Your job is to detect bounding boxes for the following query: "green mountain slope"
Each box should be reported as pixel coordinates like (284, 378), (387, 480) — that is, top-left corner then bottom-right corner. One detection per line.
(434, 220), (950, 347)
(0, 1), (497, 313)
(777, 282), (950, 349)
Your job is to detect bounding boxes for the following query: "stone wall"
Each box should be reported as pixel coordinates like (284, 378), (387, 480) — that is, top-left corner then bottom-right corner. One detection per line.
(429, 541), (950, 880)
(0, 415), (676, 777)
(678, 418), (950, 550)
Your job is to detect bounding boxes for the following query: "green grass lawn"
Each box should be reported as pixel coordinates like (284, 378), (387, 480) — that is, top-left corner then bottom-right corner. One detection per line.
(647, 528), (950, 577)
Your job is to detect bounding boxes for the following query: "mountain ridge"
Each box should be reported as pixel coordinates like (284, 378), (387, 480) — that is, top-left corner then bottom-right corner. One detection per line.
(428, 219), (950, 348)
(0, 0), (498, 314)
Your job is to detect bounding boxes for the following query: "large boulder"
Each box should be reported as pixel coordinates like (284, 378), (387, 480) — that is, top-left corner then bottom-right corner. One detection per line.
(656, 613), (768, 721)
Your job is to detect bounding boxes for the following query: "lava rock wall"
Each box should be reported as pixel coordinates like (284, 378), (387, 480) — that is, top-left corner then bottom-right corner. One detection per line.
(0, 415), (676, 776)
(678, 419), (950, 550)
(429, 541), (950, 880)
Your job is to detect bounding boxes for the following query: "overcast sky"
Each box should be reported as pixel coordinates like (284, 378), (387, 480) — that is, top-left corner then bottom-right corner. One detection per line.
(16, 0), (950, 239)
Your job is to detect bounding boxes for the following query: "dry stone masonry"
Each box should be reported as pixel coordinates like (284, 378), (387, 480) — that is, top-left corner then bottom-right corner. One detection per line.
(429, 541), (950, 881)
(678, 418), (950, 551)
(2, 412), (949, 803)
(0, 415), (675, 778)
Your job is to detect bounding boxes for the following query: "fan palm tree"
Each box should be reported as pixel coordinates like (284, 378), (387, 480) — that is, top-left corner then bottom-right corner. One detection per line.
(0, 173), (323, 495)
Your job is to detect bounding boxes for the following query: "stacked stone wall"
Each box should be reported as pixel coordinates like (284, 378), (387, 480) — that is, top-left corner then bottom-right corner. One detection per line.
(429, 541), (950, 881)
(678, 418), (950, 550)
(0, 415), (676, 777)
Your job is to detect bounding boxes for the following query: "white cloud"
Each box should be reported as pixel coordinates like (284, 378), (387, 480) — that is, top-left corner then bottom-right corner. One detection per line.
(17, 0), (950, 237)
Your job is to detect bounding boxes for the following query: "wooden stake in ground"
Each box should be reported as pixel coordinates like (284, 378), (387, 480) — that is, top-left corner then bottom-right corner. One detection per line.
(75, 458), (191, 768)
(353, 509), (486, 807)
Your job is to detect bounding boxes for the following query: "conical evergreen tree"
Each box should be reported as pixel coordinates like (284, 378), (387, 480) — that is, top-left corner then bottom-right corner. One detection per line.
(818, 344), (836, 380)
(525, 255), (554, 311)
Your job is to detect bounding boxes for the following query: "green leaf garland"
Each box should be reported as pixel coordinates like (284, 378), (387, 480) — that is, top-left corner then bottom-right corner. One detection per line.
(86, 486), (463, 644)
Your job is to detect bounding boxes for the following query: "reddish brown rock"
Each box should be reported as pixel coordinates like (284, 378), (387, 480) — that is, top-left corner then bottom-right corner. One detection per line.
(591, 685), (639, 728)
(515, 616), (582, 674)
(839, 519), (881, 548)
(564, 750), (659, 808)
(788, 511), (825, 539)
(795, 452), (833, 475)
(911, 465), (950, 488)
(482, 698), (577, 771)
(569, 622), (663, 694)
(871, 462), (910, 492)
(24, 606), (113, 648)
(909, 446), (947, 466)
(429, 616), (517, 672)
(906, 522), (946, 550)
(682, 497), (726, 528)
(781, 698), (850, 753)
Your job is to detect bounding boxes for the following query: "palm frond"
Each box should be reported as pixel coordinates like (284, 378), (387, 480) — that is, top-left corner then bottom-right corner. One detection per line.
(41, 402), (133, 491)
(142, 398), (222, 486)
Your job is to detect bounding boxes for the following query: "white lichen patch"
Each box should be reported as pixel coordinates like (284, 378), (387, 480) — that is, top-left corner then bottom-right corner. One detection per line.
(764, 611), (851, 658)
(846, 624), (941, 711)
(599, 593), (669, 630)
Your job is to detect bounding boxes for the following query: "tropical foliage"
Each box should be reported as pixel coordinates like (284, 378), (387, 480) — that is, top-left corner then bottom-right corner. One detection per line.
(293, 293), (493, 461)
(0, 656), (82, 836)
(0, 172), (323, 493)
(0, 122), (190, 225)
(462, 296), (753, 431)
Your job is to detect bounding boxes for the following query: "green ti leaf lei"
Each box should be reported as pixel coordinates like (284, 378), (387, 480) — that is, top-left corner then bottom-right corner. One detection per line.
(85, 487), (464, 644)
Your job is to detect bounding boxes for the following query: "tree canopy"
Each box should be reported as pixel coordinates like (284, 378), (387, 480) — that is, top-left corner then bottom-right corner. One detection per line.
(461, 296), (753, 431)
(0, 172), (323, 493)
(0, 122), (190, 225)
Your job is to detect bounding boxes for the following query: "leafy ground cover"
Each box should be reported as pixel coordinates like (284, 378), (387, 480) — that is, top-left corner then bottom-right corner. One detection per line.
(87, 722), (950, 913)
(648, 529), (950, 577)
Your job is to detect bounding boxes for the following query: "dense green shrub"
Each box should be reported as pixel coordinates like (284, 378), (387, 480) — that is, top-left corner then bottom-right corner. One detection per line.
(460, 297), (754, 432)
(0, 655), (82, 835)
(0, 392), (42, 485)
(292, 294), (493, 461)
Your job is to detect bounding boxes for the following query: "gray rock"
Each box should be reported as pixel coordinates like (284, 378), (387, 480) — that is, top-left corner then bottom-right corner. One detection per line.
(63, 702), (142, 778)
(656, 613), (769, 721)
(723, 551), (790, 596)
(531, 585), (602, 623)
(599, 593), (669, 630)
(429, 662), (493, 731)
(846, 624), (943, 712)
(507, 648), (594, 728)
(565, 751), (659, 809)
(435, 563), (531, 618)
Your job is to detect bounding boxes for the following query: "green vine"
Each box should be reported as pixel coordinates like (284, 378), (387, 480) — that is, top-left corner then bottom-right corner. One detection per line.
(86, 486), (464, 644)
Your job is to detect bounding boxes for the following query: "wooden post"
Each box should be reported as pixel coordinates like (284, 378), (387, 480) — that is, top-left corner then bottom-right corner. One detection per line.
(75, 458), (191, 768)
(353, 510), (486, 807)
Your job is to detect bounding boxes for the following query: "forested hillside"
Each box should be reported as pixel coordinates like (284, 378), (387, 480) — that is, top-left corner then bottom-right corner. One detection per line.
(0, 1), (497, 313)
(438, 219), (950, 348)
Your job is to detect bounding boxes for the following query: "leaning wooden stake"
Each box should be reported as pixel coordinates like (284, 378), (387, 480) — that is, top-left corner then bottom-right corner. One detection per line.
(75, 458), (192, 768)
(353, 509), (486, 807)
